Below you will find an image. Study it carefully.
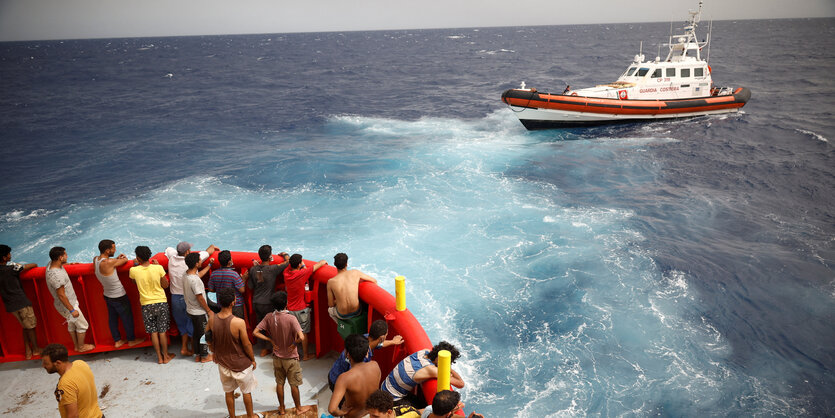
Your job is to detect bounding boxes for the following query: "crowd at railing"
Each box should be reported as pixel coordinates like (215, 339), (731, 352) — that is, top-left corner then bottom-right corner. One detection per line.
(1, 242), (482, 417)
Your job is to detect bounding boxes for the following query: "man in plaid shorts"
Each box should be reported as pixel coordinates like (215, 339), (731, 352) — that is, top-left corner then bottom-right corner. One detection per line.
(129, 246), (174, 364)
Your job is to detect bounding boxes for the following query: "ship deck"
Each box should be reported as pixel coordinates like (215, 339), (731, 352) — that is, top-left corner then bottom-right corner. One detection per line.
(0, 346), (337, 417)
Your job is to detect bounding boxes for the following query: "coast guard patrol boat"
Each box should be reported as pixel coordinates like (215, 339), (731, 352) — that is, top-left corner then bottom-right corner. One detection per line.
(501, 1), (750, 129)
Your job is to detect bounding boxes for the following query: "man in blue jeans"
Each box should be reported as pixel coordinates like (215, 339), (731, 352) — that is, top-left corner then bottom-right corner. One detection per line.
(95, 240), (144, 348)
(165, 241), (219, 356)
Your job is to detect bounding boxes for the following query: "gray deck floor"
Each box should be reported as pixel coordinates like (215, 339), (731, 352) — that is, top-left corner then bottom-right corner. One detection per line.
(0, 346), (338, 417)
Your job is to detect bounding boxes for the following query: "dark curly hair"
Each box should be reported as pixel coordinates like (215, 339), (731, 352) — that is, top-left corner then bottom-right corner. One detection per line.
(427, 340), (460, 363)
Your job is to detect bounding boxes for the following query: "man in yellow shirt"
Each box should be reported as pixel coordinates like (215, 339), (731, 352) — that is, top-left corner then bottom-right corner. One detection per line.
(129, 245), (174, 364)
(41, 343), (103, 418)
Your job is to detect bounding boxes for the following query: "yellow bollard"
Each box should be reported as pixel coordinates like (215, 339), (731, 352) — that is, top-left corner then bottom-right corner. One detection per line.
(395, 276), (406, 311)
(437, 350), (451, 391)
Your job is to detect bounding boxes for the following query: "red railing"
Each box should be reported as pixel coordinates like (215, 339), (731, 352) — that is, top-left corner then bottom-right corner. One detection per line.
(0, 251), (438, 403)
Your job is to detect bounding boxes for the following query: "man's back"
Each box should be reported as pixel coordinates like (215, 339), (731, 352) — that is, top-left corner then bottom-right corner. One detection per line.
(256, 311), (301, 359)
(338, 360), (381, 418)
(129, 264), (167, 305)
(211, 312), (250, 372)
(328, 270), (363, 316)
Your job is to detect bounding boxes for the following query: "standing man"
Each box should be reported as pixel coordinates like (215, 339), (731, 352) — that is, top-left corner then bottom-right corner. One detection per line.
(165, 242), (218, 356)
(248, 245), (289, 356)
(129, 246), (174, 364)
(283, 253), (326, 361)
(328, 334), (381, 418)
(183, 252), (214, 363)
(327, 252), (377, 340)
(41, 343), (103, 418)
(0, 244), (41, 359)
(252, 291), (310, 415)
(94, 239), (144, 348)
(207, 287), (258, 418)
(207, 250), (248, 320)
(45, 247), (95, 353)
(381, 341), (465, 407)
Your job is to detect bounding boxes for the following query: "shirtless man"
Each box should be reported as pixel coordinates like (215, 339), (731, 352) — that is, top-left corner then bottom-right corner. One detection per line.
(327, 253), (376, 339)
(328, 334), (381, 418)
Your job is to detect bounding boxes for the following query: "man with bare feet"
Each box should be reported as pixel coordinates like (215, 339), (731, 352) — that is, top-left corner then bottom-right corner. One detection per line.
(284, 253), (327, 360)
(129, 246), (174, 364)
(0, 244), (42, 359)
(327, 252), (377, 340)
(165, 241), (218, 356)
(252, 291), (310, 416)
(208, 287), (259, 418)
(183, 252), (214, 363)
(249, 245), (289, 357)
(328, 334), (381, 418)
(46, 247), (95, 353)
(94, 240), (144, 348)
(42, 343), (103, 418)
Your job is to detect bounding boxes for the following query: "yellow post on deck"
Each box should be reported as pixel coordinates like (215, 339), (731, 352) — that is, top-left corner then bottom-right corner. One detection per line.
(437, 349), (451, 391)
(395, 276), (406, 311)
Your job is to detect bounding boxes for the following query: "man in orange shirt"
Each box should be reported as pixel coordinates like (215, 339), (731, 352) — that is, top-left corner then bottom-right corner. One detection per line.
(41, 343), (103, 418)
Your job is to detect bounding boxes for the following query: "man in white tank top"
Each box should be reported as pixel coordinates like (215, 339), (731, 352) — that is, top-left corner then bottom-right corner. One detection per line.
(95, 240), (144, 348)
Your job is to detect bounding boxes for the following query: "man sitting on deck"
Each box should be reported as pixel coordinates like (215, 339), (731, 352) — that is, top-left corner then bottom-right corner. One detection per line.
(327, 252), (377, 341)
(365, 390), (421, 418)
(381, 341), (465, 408)
(328, 334), (381, 418)
(283, 253), (327, 360)
(328, 319), (404, 391)
(421, 390), (484, 418)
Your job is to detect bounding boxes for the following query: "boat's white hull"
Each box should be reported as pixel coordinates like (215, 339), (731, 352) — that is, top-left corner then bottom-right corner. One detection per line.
(510, 105), (741, 128)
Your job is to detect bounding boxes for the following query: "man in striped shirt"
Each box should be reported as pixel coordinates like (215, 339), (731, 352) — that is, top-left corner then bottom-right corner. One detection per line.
(208, 250), (249, 320)
(381, 341), (465, 407)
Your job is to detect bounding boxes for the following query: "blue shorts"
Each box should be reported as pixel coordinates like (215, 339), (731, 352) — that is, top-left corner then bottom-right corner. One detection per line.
(171, 294), (193, 337)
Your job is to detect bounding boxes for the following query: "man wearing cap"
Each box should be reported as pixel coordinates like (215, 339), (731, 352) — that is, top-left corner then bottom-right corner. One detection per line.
(165, 241), (219, 356)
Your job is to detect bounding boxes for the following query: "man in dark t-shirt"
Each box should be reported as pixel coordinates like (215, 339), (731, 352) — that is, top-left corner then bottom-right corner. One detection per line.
(247, 245), (289, 356)
(0, 244), (41, 358)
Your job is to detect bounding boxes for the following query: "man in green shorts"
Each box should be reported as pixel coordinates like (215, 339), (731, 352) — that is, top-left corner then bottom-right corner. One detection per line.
(327, 253), (377, 340)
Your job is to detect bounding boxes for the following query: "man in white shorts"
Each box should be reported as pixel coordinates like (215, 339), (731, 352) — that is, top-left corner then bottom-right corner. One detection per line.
(208, 287), (260, 418)
(46, 247), (95, 353)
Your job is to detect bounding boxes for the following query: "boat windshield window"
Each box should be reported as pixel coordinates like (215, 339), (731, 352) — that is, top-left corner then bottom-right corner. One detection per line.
(626, 67), (637, 76)
(666, 68), (676, 77)
(694, 67), (704, 77)
(636, 68), (650, 77)
(651, 69), (662, 78)
(681, 68), (691, 77)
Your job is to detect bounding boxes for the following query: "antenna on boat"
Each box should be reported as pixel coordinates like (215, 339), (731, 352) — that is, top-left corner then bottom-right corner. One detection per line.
(706, 18), (713, 65)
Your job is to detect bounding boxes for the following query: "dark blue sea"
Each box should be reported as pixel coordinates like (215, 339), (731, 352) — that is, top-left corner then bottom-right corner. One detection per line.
(2, 18), (834, 416)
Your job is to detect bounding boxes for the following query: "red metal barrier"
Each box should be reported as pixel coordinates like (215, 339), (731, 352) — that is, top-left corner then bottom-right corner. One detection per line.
(1, 251), (440, 406)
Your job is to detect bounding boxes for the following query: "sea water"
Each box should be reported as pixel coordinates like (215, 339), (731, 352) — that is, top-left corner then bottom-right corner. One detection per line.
(1, 18), (834, 416)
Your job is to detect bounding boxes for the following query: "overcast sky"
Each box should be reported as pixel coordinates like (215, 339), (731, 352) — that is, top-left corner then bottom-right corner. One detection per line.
(1, 0), (833, 42)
